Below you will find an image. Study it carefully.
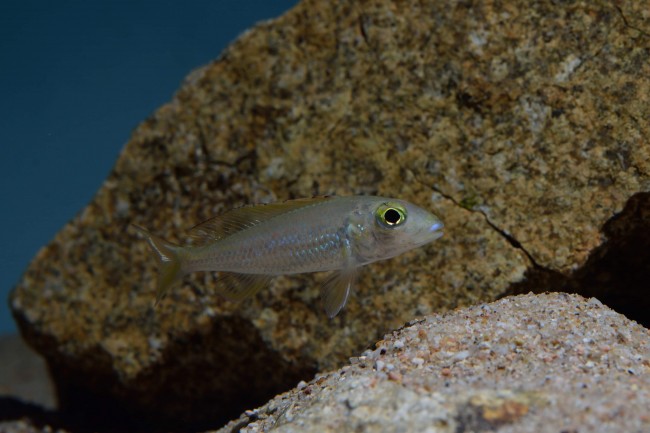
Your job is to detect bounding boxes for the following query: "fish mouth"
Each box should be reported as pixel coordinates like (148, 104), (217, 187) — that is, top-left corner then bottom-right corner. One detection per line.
(427, 221), (444, 241)
(413, 220), (443, 245)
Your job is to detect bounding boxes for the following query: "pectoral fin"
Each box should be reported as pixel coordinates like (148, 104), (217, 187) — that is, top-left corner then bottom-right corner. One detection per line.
(215, 272), (272, 302)
(321, 270), (356, 318)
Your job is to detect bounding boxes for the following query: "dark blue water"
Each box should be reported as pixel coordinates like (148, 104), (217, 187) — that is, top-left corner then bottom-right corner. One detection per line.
(0, 0), (298, 335)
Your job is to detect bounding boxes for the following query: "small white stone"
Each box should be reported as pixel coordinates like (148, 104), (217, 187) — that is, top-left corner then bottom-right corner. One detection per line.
(411, 357), (425, 366)
(588, 298), (603, 307)
(453, 350), (470, 361)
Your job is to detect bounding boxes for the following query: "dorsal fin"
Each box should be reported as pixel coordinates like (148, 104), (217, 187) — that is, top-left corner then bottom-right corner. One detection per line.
(188, 196), (333, 245)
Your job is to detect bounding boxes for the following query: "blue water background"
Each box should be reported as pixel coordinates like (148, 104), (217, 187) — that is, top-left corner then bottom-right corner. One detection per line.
(0, 0), (298, 335)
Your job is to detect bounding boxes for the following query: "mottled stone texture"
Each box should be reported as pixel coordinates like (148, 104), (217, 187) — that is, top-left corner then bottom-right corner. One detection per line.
(9, 0), (650, 429)
(216, 293), (650, 433)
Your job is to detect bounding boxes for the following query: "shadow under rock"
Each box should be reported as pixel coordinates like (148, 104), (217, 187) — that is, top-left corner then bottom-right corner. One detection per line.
(0, 395), (185, 433)
(31, 313), (317, 433)
(0, 396), (50, 421)
(0, 397), (62, 431)
(572, 192), (650, 327)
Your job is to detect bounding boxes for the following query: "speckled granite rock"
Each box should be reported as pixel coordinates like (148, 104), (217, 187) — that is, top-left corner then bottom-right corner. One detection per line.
(215, 293), (650, 433)
(10, 0), (650, 428)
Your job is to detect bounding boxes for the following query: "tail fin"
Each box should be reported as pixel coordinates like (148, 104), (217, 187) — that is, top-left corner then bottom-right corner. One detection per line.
(132, 225), (186, 305)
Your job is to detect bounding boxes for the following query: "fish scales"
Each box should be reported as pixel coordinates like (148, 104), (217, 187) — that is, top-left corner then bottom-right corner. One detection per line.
(188, 199), (353, 274)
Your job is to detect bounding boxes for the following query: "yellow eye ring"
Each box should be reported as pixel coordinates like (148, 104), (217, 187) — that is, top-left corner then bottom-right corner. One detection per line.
(376, 204), (407, 228)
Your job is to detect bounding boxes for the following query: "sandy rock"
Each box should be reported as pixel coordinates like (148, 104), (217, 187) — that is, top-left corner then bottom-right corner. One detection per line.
(10, 0), (650, 427)
(216, 293), (650, 433)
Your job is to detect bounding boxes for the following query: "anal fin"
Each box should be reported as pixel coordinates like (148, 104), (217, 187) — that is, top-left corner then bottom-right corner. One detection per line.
(215, 273), (272, 302)
(321, 270), (356, 318)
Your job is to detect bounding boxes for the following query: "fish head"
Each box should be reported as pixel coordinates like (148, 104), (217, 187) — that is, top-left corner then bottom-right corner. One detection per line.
(351, 197), (444, 263)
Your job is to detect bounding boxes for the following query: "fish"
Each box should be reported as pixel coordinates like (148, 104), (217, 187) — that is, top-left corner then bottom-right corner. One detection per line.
(134, 195), (443, 317)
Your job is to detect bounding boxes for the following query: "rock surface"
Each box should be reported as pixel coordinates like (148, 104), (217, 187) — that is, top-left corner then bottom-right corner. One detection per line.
(9, 0), (650, 428)
(216, 293), (650, 433)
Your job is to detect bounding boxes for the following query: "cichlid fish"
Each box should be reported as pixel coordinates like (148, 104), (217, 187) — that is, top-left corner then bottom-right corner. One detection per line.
(135, 196), (443, 317)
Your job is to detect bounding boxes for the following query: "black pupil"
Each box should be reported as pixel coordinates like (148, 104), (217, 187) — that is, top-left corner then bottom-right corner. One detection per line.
(384, 209), (401, 225)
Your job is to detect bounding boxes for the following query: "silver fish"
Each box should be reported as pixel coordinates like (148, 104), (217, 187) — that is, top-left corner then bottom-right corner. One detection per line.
(135, 195), (443, 317)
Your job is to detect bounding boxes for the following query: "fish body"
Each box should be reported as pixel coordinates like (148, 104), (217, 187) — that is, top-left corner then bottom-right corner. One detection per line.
(135, 196), (443, 317)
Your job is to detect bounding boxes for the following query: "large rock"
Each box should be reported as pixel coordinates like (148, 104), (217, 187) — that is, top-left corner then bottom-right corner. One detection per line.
(216, 293), (650, 433)
(10, 0), (650, 428)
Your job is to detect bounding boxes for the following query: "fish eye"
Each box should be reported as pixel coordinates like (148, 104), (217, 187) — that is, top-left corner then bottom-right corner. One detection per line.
(376, 204), (407, 228)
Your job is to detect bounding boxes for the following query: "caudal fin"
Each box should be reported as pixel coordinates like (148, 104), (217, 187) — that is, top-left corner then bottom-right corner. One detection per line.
(132, 225), (186, 304)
